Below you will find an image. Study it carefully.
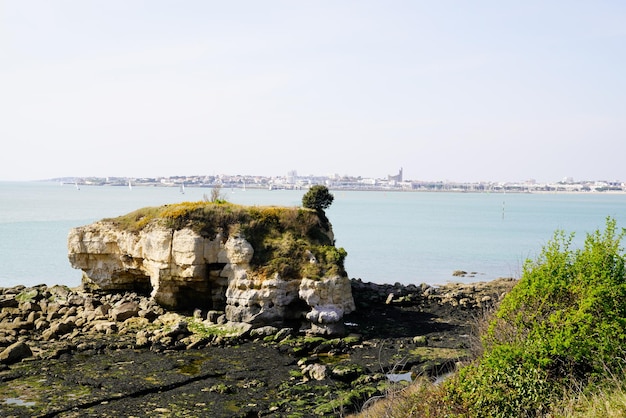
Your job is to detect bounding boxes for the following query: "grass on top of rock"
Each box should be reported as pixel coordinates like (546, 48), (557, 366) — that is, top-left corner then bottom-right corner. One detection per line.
(104, 200), (347, 281)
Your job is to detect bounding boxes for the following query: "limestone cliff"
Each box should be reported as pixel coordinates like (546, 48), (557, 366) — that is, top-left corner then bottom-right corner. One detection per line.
(68, 201), (355, 335)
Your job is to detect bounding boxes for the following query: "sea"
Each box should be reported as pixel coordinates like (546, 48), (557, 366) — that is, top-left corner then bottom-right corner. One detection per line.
(1, 181), (626, 289)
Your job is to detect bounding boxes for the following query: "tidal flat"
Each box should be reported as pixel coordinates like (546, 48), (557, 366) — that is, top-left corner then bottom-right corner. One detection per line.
(0, 278), (515, 417)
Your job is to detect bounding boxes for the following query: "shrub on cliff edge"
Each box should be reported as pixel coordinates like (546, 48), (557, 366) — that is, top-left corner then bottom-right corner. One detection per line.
(302, 185), (334, 212)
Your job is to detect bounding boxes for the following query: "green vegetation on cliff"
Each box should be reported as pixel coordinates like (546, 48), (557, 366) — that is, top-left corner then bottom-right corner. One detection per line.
(105, 200), (347, 281)
(358, 217), (626, 417)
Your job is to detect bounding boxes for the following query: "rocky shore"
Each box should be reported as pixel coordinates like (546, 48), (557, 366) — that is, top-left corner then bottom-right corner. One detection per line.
(0, 277), (516, 417)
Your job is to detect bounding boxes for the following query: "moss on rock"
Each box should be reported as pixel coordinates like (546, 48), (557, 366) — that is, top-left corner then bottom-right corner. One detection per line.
(103, 201), (347, 282)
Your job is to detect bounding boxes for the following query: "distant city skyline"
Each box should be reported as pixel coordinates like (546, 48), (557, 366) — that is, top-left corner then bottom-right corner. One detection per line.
(2, 2), (625, 183)
(51, 171), (626, 194)
(16, 167), (626, 186)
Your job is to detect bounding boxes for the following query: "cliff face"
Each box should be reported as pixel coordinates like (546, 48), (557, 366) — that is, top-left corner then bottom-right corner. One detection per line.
(67, 202), (355, 335)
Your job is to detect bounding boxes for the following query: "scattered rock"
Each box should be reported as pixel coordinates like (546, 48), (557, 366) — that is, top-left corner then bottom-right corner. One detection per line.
(0, 277), (518, 417)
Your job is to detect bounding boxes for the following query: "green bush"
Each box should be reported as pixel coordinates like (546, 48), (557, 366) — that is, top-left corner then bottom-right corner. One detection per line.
(445, 217), (626, 417)
(447, 346), (559, 417)
(491, 217), (626, 375)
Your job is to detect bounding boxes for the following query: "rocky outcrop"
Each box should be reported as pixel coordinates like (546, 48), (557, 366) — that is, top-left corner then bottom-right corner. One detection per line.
(67, 203), (355, 335)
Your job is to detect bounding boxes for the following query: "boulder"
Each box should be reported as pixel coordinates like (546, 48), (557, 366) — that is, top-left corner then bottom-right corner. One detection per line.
(0, 341), (32, 364)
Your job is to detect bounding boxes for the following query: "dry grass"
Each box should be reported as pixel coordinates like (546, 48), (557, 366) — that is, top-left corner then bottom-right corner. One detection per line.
(551, 365), (626, 418)
(562, 386), (626, 417)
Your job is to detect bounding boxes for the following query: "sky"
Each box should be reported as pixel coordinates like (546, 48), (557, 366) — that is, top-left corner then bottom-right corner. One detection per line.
(1, 1), (625, 183)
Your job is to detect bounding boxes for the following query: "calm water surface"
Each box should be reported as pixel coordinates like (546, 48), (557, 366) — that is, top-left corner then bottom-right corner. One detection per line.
(1, 181), (625, 288)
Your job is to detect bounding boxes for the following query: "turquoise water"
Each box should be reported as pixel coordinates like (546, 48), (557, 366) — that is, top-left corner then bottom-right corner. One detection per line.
(1, 181), (625, 288)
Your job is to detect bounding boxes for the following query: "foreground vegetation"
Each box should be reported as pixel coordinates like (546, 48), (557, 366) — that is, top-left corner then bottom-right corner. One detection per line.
(357, 217), (626, 417)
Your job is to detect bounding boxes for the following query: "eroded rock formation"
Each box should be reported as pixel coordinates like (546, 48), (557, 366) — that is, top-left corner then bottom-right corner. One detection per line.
(67, 203), (355, 335)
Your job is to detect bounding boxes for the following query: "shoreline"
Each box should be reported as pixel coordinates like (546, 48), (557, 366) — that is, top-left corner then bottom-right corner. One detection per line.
(12, 179), (626, 195)
(0, 274), (516, 295)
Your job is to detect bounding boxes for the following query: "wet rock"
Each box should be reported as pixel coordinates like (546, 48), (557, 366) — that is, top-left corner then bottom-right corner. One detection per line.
(45, 344), (74, 360)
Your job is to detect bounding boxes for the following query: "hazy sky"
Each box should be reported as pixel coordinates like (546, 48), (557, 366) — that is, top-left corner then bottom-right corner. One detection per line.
(1, 1), (625, 182)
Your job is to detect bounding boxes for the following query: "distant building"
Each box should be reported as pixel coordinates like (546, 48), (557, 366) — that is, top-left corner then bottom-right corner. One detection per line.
(388, 168), (403, 183)
(287, 170), (298, 184)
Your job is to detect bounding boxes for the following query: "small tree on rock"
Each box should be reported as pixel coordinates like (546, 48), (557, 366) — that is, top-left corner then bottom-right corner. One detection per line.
(302, 185), (334, 212)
